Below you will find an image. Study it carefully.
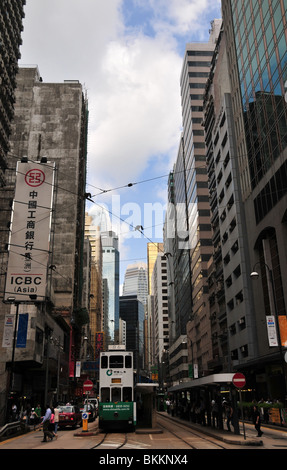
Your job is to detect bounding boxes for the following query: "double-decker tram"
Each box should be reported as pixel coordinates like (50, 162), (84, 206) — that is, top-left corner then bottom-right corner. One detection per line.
(98, 349), (136, 431)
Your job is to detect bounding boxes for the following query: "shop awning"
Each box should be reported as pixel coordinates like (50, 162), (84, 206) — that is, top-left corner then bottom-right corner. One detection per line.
(168, 373), (235, 392)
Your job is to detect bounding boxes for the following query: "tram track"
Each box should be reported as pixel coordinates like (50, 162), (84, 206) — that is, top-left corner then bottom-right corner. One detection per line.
(157, 413), (227, 449)
(92, 432), (128, 449)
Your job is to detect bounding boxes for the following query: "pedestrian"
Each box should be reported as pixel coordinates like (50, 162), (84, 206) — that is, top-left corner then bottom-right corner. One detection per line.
(54, 404), (60, 437)
(49, 407), (55, 434)
(30, 408), (38, 430)
(40, 404), (54, 442)
(224, 400), (233, 432)
(211, 400), (219, 428)
(253, 405), (263, 437)
(165, 398), (171, 414)
(11, 403), (17, 421)
(170, 400), (175, 417)
(35, 404), (42, 425)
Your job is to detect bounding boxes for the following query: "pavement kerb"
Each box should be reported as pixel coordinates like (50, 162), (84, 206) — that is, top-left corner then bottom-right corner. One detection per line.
(157, 412), (263, 446)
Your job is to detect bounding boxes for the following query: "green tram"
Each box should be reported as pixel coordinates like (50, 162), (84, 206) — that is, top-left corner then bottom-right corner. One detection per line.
(98, 350), (136, 431)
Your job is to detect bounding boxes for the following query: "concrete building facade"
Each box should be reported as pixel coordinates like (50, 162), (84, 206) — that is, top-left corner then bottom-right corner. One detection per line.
(0, 67), (88, 420)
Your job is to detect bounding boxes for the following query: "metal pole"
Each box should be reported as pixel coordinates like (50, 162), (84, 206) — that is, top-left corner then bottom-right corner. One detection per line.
(10, 303), (19, 391)
(239, 389), (246, 439)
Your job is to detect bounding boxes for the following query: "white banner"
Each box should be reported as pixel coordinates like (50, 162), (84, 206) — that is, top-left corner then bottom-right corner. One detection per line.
(4, 161), (55, 302)
(266, 315), (278, 347)
(2, 314), (15, 347)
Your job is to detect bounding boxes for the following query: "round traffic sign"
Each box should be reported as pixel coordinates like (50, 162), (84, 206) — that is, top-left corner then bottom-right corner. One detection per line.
(83, 379), (93, 392)
(232, 372), (246, 389)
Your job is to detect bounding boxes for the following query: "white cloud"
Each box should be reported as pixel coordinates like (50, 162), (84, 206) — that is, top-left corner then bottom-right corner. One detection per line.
(19, 0), (222, 278)
(148, 0), (222, 37)
(87, 32), (182, 188)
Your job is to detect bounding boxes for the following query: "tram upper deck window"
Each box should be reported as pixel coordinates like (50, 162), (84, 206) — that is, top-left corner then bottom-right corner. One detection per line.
(101, 355), (108, 368)
(125, 355), (132, 368)
(109, 355), (124, 368)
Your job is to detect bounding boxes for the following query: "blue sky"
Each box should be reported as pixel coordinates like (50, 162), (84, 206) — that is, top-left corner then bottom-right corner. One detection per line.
(19, 0), (222, 287)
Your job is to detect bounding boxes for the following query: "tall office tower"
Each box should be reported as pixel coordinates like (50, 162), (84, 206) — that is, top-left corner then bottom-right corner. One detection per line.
(150, 253), (169, 368)
(147, 242), (163, 294)
(123, 262), (148, 307)
(0, 6), (26, 388)
(222, 0), (287, 400)
(0, 67), (88, 413)
(119, 295), (145, 371)
(0, 0), (26, 188)
(203, 23), (257, 374)
(168, 20), (221, 380)
(146, 242), (163, 372)
(101, 231), (119, 345)
(85, 213), (103, 354)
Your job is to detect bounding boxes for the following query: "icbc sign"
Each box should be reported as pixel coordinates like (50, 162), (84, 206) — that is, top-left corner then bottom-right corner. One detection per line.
(4, 161), (55, 302)
(25, 169), (45, 187)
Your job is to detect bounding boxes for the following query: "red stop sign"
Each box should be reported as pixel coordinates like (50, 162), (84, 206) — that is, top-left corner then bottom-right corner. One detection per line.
(83, 379), (93, 392)
(232, 372), (246, 389)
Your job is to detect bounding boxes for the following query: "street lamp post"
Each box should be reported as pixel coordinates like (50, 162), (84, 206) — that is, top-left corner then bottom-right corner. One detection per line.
(250, 262), (287, 403)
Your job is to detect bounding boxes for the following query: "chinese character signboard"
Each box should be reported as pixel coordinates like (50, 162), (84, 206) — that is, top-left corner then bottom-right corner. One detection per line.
(266, 315), (278, 346)
(4, 161), (55, 302)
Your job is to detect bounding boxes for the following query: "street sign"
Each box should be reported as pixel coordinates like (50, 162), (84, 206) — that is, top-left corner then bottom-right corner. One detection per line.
(83, 379), (93, 393)
(232, 372), (246, 389)
(82, 412), (88, 420)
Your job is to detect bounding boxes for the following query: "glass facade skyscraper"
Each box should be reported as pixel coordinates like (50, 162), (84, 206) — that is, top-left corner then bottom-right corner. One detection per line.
(101, 231), (119, 344)
(231, 1), (287, 196)
(222, 0), (287, 398)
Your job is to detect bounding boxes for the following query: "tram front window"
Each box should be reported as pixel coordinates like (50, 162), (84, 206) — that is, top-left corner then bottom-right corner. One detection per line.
(109, 355), (123, 368)
(112, 387), (121, 402)
(101, 356), (108, 368)
(125, 356), (132, 368)
(101, 387), (110, 402)
(123, 387), (132, 402)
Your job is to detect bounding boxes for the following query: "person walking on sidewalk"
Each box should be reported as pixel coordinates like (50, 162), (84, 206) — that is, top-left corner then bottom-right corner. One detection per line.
(253, 405), (263, 437)
(40, 405), (54, 442)
(53, 404), (60, 437)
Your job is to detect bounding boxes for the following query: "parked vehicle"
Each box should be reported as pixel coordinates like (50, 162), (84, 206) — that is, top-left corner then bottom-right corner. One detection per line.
(80, 403), (97, 422)
(58, 404), (82, 429)
(88, 398), (98, 414)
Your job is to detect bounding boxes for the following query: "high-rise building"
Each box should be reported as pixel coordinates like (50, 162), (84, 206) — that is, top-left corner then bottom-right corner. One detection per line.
(0, 1), (26, 423)
(101, 231), (119, 345)
(0, 67), (88, 416)
(119, 295), (145, 372)
(85, 213), (103, 355)
(150, 253), (169, 365)
(166, 20), (222, 383)
(123, 262), (148, 307)
(222, 0), (287, 399)
(203, 21), (257, 374)
(0, 0), (26, 188)
(147, 242), (163, 294)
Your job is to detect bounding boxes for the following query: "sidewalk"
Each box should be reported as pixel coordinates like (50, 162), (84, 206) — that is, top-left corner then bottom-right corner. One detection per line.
(156, 411), (263, 446)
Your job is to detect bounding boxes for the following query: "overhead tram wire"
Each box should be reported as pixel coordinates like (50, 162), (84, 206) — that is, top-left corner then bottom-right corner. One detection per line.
(7, 150), (287, 205)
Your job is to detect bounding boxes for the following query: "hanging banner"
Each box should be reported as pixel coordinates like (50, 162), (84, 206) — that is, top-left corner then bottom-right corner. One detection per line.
(266, 315), (278, 346)
(16, 313), (29, 348)
(4, 161), (55, 302)
(2, 314), (15, 348)
(279, 315), (287, 347)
